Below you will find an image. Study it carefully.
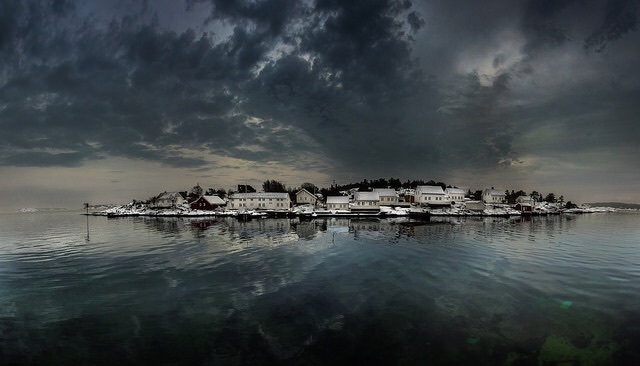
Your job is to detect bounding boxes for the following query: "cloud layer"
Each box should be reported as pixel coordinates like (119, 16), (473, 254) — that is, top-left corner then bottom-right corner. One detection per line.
(1, 0), (639, 203)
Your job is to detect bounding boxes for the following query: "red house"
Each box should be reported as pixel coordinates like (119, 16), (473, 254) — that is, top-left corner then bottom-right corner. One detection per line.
(515, 203), (533, 214)
(190, 195), (226, 210)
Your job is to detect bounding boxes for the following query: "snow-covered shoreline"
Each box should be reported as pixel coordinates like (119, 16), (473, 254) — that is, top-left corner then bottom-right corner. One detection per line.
(88, 202), (617, 218)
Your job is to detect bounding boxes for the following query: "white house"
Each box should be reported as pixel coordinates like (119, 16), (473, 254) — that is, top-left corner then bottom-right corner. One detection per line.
(295, 188), (318, 206)
(326, 196), (350, 211)
(515, 195), (534, 205)
(483, 188), (506, 204)
(228, 192), (291, 210)
(373, 188), (399, 206)
(352, 191), (380, 211)
(445, 188), (466, 204)
(415, 185), (447, 206)
(155, 191), (187, 208)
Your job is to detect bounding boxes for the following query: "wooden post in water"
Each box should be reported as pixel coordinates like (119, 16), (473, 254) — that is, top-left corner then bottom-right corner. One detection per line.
(83, 203), (90, 241)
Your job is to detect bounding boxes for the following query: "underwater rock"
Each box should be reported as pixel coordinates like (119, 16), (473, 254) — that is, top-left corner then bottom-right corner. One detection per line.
(538, 334), (619, 366)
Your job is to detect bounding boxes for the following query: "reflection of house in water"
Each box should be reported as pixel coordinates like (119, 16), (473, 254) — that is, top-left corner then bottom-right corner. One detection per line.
(291, 219), (323, 240)
(223, 218), (301, 246)
(188, 218), (219, 230)
(138, 216), (182, 234)
(321, 217), (418, 241)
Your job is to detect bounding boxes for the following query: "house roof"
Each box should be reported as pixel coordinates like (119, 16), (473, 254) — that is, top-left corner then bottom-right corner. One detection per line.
(157, 191), (185, 200)
(202, 195), (225, 205)
(416, 185), (445, 195)
(354, 191), (380, 201)
(373, 188), (398, 196)
(231, 192), (290, 199)
(445, 187), (466, 195)
(296, 188), (315, 197)
(484, 189), (506, 196)
(327, 196), (349, 204)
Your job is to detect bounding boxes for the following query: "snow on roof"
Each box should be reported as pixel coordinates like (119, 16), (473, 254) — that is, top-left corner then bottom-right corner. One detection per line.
(416, 185), (445, 195)
(445, 187), (466, 194)
(203, 195), (225, 205)
(157, 191), (185, 200)
(372, 188), (398, 196)
(231, 192), (290, 199)
(327, 196), (350, 204)
(484, 188), (506, 196)
(354, 191), (380, 201)
(296, 188), (315, 196)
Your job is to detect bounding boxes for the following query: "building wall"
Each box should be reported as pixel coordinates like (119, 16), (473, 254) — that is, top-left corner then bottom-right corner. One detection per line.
(483, 189), (505, 203)
(229, 194), (290, 210)
(296, 190), (317, 205)
(327, 202), (349, 210)
(378, 195), (399, 206)
(156, 195), (185, 208)
(417, 194), (448, 205)
(446, 194), (464, 202)
(351, 200), (380, 210)
(445, 190), (465, 203)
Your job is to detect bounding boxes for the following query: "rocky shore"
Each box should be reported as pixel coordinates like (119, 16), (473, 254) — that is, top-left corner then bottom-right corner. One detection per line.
(88, 202), (616, 218)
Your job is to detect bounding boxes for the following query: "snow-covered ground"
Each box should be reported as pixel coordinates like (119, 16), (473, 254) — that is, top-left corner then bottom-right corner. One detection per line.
(93, 202), (222, 217)
(94, 201), (618, 218)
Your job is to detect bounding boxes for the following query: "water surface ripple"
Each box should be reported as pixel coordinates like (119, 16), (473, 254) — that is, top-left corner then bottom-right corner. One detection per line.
(1, 211), (639, 364)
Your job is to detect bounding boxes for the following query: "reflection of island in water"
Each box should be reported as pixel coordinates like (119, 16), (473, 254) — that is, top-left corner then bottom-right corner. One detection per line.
(121, 215), (557, 246)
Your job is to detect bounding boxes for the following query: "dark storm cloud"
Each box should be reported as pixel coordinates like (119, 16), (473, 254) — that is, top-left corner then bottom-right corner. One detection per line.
(1, 0), (638, 184)
(584, 0), (638, 52)
(0, 0), (427, 174)
(410, 0), (640, 173)
(192, 0), (298, 36)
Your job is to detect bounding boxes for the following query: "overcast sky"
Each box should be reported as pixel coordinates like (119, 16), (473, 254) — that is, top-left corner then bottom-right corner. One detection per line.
(1, 0), (639, 210)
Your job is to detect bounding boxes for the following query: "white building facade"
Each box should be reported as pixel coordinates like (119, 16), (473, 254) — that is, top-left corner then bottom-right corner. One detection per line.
(373, 188), (399, 206)
(445, 188), (466, 204)
(326, 196), (350, 211)
(295, 189), (318, 206)
(228, 192), (291, 210)
(416, 186), (447, 205)
(483, 188), (506, 204)
(352, 191), (380, 211)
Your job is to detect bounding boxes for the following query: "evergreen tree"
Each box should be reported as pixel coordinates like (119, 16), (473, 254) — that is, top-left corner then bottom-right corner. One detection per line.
(238, 184), (256, 193)
(301, 182), (318, 193)
(262, 180), (287, 192)
(544, 193), (556, 203)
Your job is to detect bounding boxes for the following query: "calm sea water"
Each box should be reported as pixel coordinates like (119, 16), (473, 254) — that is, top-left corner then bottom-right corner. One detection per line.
(1, 211), (639, 365)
